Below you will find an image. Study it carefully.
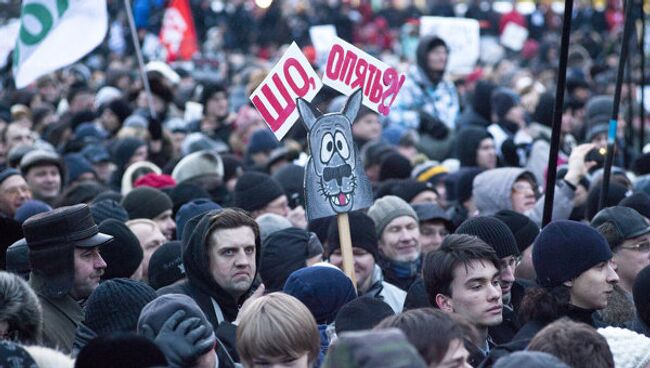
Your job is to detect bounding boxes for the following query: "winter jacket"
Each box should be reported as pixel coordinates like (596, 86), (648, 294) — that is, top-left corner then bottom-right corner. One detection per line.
(473, 167), (575, 226)
(362, 265), (407, 314)
(30, 274), (83, 354)
(388, 36), (460, 132)
(377, 255), (421, 292)
(597, 285), (636, 327)
(626, 316), (650, 338)
(158, 211), (261, 368)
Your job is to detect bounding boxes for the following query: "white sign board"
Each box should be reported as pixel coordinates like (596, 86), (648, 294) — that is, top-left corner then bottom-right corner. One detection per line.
(250, 42), (323, 140)
(309, 24), (338, 66)
(322, 37), (406, 116)
(500, 22), (529, 51)
(0, 20), (20, 69)
(420, 17), (480, 75)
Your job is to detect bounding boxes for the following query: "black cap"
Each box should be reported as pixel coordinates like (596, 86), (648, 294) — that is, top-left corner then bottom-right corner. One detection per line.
(23, 204), (113, 249)
(591, 206), (650, 243)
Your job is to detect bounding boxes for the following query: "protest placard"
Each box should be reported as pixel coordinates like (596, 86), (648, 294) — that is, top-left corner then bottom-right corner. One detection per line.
(419, 16), (480, 75)
(322, 37), (406, 116)
(309, 24), (338, 66)
(250, 42), (322, 140)
(500, 22), (529, 51)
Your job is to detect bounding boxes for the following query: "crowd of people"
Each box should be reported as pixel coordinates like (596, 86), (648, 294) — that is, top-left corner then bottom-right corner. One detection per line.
(0, 0), (649, 367)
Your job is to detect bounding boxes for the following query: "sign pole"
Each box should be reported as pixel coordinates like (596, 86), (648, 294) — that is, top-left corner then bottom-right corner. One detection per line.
(600, 0), (634, 211)
(542, 0), (574, 227)
(337, 213), (357, 289)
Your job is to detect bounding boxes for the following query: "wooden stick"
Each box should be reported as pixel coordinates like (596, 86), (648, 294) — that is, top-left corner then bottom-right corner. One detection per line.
(337, 213), (357, 289)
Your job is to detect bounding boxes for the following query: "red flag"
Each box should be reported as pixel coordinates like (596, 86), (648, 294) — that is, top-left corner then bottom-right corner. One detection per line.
(159, 0), (198, 62)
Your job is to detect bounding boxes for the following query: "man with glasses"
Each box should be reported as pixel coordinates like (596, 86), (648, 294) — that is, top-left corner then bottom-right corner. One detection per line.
(0, 168), (32, 218)
(456, 216), (526, 344)
(591, 206), (650, 295)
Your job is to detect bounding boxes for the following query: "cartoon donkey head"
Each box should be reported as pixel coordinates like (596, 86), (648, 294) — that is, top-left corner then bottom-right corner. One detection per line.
(297, 89), (364, 214)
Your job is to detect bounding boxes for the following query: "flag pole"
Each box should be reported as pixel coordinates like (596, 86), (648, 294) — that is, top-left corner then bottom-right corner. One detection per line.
(600, 0), (634, 211)
(542, 0), (574, 227)
(641, 0), (646, 153)
(123, 0), (157, 120)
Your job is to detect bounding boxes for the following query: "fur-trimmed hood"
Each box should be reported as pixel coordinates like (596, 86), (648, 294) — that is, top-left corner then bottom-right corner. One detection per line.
(0, 271), (42, 344)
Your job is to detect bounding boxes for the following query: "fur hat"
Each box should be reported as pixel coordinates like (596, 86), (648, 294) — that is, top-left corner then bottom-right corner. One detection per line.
(597, 327), (650, 368)
(171, 150), (224, 185)
(0, 271), (42, 344)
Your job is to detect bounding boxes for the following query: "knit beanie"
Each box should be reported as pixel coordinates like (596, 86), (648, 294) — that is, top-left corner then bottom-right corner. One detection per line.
(90, 199), (129, 224)
(620, 192), (650, 219)
(121, 187), (173, 220)
(327, 211), (379, 260)
(84, 278), (157, 335)
(133, 173), (176, 190)
(335, 297), (395, 334)
(490, 87), (520, 120)
(273, 164), (306, 207)
(168, 183), (211, 216)
(175, 199), (222, 240)
(455, 127), (492, 167)
(493, 210), (540, 253)
(233, 172), (285, 212)
(260, 228), (316, 292)
(534, 92), (555, 128)
(257, 213), (293, 243)
(112, 138), (146, 170)
(14, 200), (52, 224)
(221, 154), (244, 183)
(0, 168), (20, 186)
(148, 241), (185, 290)
(137, 294), (215, 357)
(63, 153), (95, 184)
(456, 216), (519, 258)
(473, 80), (497, 123)
(633, 265), (650, 325)
(75, 333), (167, 368)
(597, 327), (650, 368)
(283, 266), (357, 325)
(246, 128), (279, 155)
(493, 351), (570, 368)
(367, 195), (419, 237)
(391, 179), (437, 203)
(533, 220), (612, 288)
(98, 219), (144, 280)
(379, 153), (413, 181)
(585, 182), (630, 221)
(93, 191), (123, 203)
(585, 95), (613, 140)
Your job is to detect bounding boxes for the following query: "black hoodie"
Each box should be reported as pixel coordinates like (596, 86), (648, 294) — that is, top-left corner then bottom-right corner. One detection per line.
(158, 209), (261, 366)
(415, 35), (448, 86)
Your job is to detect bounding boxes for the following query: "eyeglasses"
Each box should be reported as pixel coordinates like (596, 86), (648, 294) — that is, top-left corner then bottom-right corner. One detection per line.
(619, 241), (650, 253)
(511, 182), (535, 194)
(500, 255), (522, 271)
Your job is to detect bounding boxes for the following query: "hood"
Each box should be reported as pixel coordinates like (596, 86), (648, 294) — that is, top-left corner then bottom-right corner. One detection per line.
(415, 36), (448, 85)
(183, 210), (261, 321)
(473, 168), (535, 216)
(455, 127), (491, 167)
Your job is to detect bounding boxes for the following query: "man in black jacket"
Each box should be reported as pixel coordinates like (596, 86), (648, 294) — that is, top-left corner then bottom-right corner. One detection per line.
(158, 208), (262, 368)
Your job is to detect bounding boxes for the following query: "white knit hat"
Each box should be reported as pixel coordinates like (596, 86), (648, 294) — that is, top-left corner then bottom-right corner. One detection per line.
(598, 327), (650, 368)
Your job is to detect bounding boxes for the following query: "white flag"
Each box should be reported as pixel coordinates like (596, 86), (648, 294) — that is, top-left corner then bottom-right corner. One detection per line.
(13, 0), (108, 88)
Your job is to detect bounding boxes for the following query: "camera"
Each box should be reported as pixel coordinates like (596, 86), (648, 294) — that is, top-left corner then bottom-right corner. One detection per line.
(585, 147), (607, 171)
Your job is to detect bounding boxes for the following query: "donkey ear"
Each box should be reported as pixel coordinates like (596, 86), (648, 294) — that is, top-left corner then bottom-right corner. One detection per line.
(342, 89), (363, 124)
(297, 98), (320, 131)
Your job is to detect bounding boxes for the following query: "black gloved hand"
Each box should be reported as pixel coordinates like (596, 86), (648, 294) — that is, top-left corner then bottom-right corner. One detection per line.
(418, 110), (449, 140)
(141, 310), (216, 367)
(145, 111), (163, 141)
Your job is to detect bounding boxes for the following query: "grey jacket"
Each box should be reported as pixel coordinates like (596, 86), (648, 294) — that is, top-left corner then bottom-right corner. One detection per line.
(473, 167), (575, 226)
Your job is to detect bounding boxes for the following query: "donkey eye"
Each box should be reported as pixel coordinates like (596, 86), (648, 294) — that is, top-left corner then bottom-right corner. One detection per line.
(320, 133), (334, 163)
(334, 131), (350, 159)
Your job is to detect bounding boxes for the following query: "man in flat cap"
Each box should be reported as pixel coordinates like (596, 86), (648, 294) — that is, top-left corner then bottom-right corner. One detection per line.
(23, 204), (113, 353)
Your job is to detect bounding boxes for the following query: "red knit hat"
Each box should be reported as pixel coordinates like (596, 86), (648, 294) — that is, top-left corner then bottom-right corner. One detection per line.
(134, 173), (176, 190)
